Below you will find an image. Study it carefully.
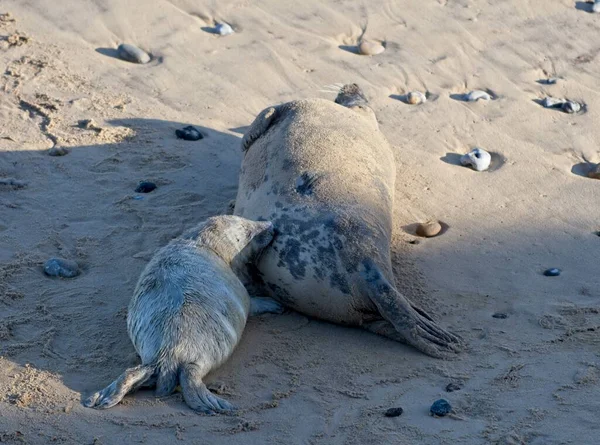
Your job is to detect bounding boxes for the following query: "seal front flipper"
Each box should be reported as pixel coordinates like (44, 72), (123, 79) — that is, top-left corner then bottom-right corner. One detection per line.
(241, 106), (279, 153)
(359, 259), (464, 359)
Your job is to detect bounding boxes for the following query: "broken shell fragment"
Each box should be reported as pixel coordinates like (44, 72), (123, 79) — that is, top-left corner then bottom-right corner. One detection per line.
(407, 91), (427, 105)
(358, 40), (385, 56)
(465, 90), (491, 102)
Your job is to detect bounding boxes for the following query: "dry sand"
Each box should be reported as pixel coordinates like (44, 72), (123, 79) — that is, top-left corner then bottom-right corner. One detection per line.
(0, 0), (599, 443)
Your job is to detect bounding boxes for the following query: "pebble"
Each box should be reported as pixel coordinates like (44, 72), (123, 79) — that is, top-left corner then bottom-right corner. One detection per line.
(117, 43), (151, 64)
(465, 90), (491, 102)
(445, 382), (463, 392)
(416, 220), (442, 238)
(430, 399), (452, 417)
(543, 268), (561, 277)
(384, 407), (404, 417)
(588, 164), (600, 179)
(48, 146), (69, 156)
(215, 23), (234, 36)
(358, 40), (385, 56)
(407, 91), (427, 105)
(44, 258), (80, 278)
(135, 181), (157, 193)
(175, 125), (203, 141)
(542, 97), (563, 108)
(460, 148), (491, 172)
(562, 101), (582, 114)
(492, 312), (508, 319)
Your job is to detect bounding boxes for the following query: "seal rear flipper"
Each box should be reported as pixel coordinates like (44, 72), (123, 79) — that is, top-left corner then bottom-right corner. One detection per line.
(82, 364), (156, 409)
(359, 258), (464, 359)
(180, 363), (235, 414)
(241, 106), (279, 153)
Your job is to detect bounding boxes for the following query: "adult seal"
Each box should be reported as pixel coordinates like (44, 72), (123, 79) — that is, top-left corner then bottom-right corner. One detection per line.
(234, 84), (464, 358)
(83, 215), (281, 413)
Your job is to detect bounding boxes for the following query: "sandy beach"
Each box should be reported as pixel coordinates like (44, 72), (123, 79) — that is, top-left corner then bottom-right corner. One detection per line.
(0, 0), (599, 443)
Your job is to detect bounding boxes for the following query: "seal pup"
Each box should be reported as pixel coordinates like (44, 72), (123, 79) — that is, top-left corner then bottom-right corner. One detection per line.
(234, 84), (464, 358)
(83, 215), (281, 413)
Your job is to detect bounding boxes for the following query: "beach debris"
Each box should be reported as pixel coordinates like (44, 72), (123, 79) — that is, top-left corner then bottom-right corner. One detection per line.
(117, 43), (151, 64)
(44, 258), (80, 278)
(215, 22), (234, 36)
(48, 146), (69, 156)
(4, 32), (29, 47)
(492, 312), (508, 319)
(543, 268), (561, 277)
(542, 97), (585, 114)
(358, 40), (385, 56)
(407, 91), (427, 105)
(416, 220), (442, 238)
(562, 101), (582, 114)
(135, 181), (157, 193)
(465, 90), (491, 102)
(460, 148), (491, 172)
(175, 125), (203, 141)
(445, 382), (463, 392)
(384, 407), (404, 417)
(542, 97), (563, 108)
(587, 164), (600, 179)
(430, 399), (452, 417)
(0, 13), (16, 23)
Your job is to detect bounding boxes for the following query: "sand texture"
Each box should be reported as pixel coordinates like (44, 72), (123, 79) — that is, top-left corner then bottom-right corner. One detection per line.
(0, 0), (599, 444)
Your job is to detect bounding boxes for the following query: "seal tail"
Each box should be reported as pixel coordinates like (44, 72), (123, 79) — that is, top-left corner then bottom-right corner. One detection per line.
(359, 258), (464, 358)
(179, 363), (235, 414)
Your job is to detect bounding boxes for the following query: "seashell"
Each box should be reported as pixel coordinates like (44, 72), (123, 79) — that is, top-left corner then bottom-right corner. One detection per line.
(460, 147), (491, 171)
(358, 40), (385, 56)
(407, 91), (427, 105)
(44, 258), (80, 278)
(416, 220), (442, 238)
(215, 23), (234, 36)
(587, 163), (600, 179)
(430, 399), (452, 417)
(465, 90), (491, 102)
(562, 101), (582, 114)
(542, 97), (563, 108)
(117, 43), (151, 64)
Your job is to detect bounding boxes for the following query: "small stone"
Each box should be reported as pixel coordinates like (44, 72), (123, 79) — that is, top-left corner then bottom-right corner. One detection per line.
(542, 97), (563, 108)
(588, 164), (600, 179)
(416, 221), (442, 238)
(562, 101), (582, 114)
(543, 268), (561, 277)
(358, 40), (385, 56)
(407, 91), (427, 105)
(215, 23), (234, 36)
(460, 147), (491, 172)
(175, 125), (203, 141)
(430, 399), (452, 417)
(117, 43), (151, 64)
(48, 146), (69, 156)
(135, 181), (157, 193)
(492, 312), (508, 319)
(465, 90), (491, 101)
(445, 382), (463, 392)
(44, 258), (80, 278)
(384, 407), (403, 417)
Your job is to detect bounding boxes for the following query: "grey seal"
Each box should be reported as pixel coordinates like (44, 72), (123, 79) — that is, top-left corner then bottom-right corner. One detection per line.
(233, 84), (464, 358)
(83, 215), (281, 413)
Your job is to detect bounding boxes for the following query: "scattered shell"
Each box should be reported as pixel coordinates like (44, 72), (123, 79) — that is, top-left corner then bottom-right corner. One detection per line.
(117, 43), (151, 64)
(562, 101), (582, 114)
(175, 125), (203, 141)
(445, 382), (463, 393)
(215, 23), (234, 36)
(416, 221), (442, 238)
(407, 91), (427, 105)
(384, 407), (404, 417)
(135, 181), (157, 193)
(430, 399), (452, 417)
(44, 258), (80, 278)
(48, 146), (69, 156)
(358, 40), (385, 56)
(465, 90), (491, 102)
(460, 148), (491, 172)
(542, 97), (563, 108)
(543, 268), (561, 277)
(587, 164), (600, 179)
(492, 312), (508, 319)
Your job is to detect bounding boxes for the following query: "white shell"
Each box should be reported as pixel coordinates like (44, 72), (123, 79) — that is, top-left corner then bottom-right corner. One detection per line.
(358, 40), (385, 56)
(562, 101), (581, 114)
(407, 91), (427, 105)
(542, 97), (563, 108)
(215, 23), (234, 36)
(465, 90), (491, 102)
(460, 148), (491, 172)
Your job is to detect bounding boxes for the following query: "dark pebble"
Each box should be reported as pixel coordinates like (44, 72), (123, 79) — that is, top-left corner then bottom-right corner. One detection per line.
(543, 268), (561, 277)
(445, 382), (463, 392)
(117, 43), (151, 64)
(384, 407), (403, 417)
(44, 258), (80, 278)
(135, 182), (157, 193)
(175, 126), (203, 141)
(430, 399), (452, 417)
(492, 312), (508, 319)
